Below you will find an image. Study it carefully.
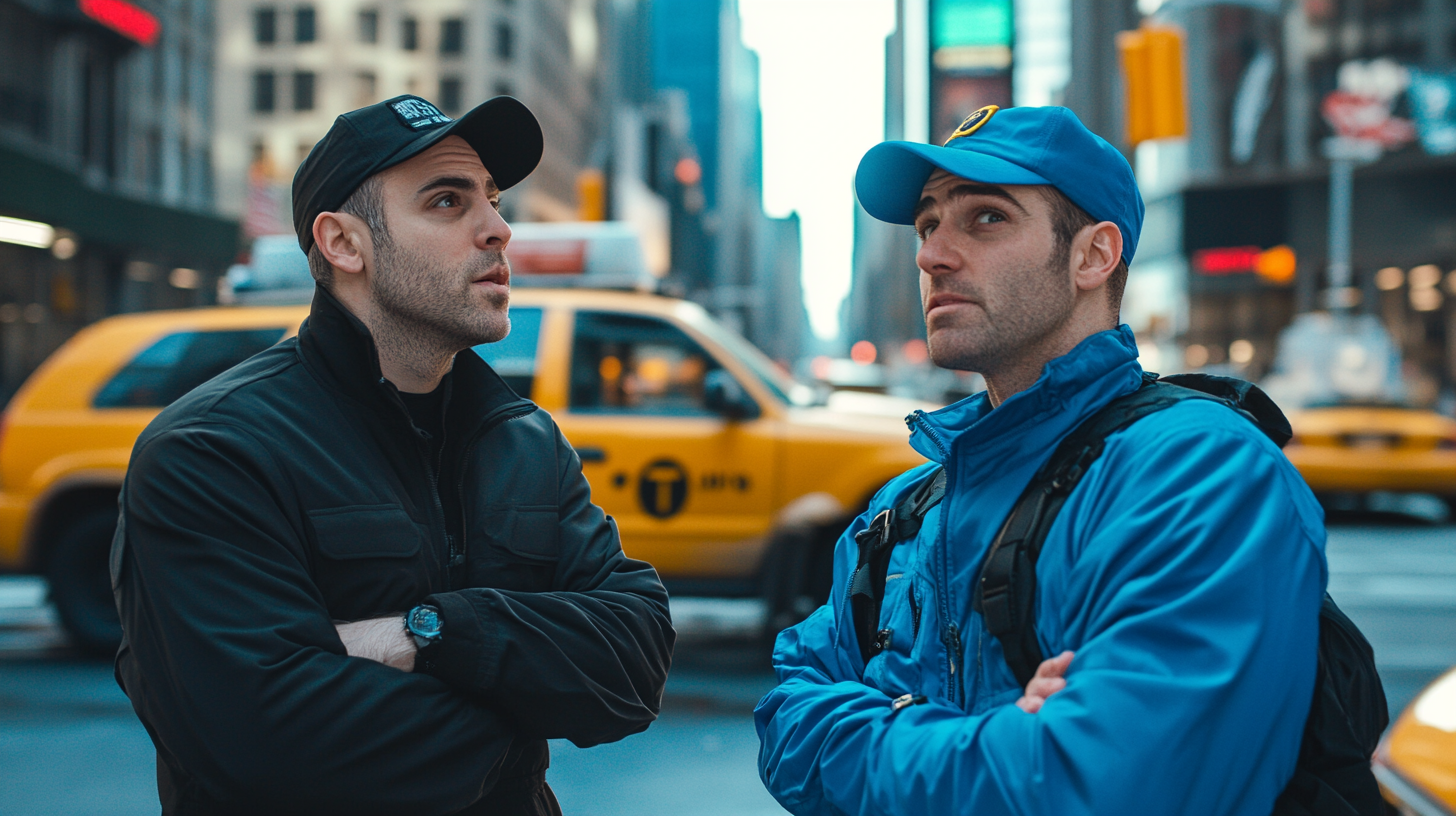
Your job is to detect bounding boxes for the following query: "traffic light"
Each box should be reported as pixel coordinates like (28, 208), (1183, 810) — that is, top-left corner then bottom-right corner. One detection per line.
(577, 168), (606, 221)
(1117, 25), (1188, 145)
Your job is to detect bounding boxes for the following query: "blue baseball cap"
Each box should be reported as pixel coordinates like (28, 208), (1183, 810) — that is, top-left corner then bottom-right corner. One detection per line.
(854, 105), (1144, 265)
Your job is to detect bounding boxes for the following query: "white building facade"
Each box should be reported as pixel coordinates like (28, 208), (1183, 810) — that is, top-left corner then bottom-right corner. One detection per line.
(214, 0), (602, 233)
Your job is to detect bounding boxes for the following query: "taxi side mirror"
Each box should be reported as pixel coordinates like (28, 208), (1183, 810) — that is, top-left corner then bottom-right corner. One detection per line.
(704, 369), (760, 421)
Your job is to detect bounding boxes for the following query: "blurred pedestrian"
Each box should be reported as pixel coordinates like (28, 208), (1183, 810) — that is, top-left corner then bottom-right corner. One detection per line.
(112, 95), (674, 815)
(755, 105), (1329, 815)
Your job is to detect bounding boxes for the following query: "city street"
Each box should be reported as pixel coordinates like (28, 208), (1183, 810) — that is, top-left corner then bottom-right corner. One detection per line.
(2, 517), (1454, 816)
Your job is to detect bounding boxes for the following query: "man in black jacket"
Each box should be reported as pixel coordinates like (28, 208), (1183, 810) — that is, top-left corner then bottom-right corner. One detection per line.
(112, 95), (674, 815)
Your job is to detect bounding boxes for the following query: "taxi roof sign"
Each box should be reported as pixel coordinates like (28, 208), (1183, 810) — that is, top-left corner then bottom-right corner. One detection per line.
(507, 221), (659, 291)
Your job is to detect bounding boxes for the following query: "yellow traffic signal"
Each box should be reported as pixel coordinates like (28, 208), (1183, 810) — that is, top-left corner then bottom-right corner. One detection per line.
(1117, 25), (1188, 145)
(577, 168), (606, 221)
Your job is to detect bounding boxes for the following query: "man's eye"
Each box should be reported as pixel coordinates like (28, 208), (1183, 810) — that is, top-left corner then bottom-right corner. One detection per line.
(975, 211), (1006, 224)
(432, 193), (458, 208)
(915, 221), (936, 239)
(490, 198), (501, 211)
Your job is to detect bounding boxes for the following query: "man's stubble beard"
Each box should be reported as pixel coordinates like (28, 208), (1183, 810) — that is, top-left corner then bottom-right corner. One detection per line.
(925, 242), (1075, 376)
(367, 228), (512, 364)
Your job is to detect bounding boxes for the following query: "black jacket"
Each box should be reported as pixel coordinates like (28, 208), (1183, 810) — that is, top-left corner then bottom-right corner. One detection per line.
(112, 288), (675, 815)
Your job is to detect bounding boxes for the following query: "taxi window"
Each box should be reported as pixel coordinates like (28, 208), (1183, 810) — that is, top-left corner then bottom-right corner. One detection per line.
(472, 306), (542, 397)
(94, 328), (287, 408)
(570, 312), (722, 416)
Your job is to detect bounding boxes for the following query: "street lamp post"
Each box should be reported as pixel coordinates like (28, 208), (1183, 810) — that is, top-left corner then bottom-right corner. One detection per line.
(1319, 136), (1381, 313)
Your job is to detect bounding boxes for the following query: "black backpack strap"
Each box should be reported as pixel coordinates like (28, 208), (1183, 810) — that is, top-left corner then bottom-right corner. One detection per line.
(975, 375), (1235, 687)
(849, 467), (946, 664)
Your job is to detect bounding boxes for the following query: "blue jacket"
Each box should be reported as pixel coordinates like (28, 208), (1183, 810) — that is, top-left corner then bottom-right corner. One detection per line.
(755, 326), (1327, 816)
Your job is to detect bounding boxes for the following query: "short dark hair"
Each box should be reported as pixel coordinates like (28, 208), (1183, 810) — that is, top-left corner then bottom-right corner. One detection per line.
(1038, 186), (1128, 311)
(305, 175), (388, 289)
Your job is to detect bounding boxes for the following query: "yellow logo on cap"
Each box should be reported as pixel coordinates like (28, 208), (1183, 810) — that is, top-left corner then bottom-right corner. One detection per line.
(945, 105), (999, 145)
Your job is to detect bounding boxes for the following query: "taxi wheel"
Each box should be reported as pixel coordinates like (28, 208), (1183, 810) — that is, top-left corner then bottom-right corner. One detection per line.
(761, 523), (839, 639)
(46, 506), (123, 658)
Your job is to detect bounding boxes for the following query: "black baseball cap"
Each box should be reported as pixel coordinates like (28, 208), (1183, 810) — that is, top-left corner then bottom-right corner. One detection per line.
(292, 94), (543, 254)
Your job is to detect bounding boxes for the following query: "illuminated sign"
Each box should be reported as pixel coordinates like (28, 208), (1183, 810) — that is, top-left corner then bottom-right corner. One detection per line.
(79, 0), (161, 47)
(932, 0), (1012, 48)
(1192, 245), (1296, 284)
(931, 0), (1012, 72)
(508, 239), (587, 275)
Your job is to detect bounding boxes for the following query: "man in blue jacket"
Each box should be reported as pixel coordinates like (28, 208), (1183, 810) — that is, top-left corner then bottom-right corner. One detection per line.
(755, 105), (1326, 815)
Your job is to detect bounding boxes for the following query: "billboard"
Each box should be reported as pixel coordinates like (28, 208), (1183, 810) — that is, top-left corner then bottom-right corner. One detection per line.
(930, 0), (1012, 142)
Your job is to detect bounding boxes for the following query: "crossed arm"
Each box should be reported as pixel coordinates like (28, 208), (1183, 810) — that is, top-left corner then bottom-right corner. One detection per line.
(756, 422), (1326, 816)
(118, 422), (671, 812)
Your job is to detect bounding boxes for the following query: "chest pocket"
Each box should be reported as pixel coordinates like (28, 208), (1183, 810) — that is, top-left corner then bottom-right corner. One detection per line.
(308, 505), (431, 619)
(470, 506), (559, 590)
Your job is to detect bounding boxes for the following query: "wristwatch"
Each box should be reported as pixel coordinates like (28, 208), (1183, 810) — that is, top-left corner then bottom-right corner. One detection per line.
(405, 604), (444, 650)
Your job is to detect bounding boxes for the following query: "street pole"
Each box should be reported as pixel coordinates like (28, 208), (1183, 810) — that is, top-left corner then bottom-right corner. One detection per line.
(1320, 136), (1381, 314)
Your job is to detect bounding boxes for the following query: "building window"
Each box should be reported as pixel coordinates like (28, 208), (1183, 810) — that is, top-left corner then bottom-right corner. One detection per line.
(293, 71), (316, 110)
(494, 21), (513, 61)
(358, 9), (378, 43)
(441, 18), (464, 55)
(401, 16), (418, 50)
(295, 5), (316, 43)
(354, 71), (377, 106)
(254, 7), (277, 44)
(439, 77), (463, 113)
(253, 71), (276, 113)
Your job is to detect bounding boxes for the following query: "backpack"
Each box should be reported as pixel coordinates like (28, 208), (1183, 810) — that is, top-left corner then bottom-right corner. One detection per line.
(849, 373), (1390, 816)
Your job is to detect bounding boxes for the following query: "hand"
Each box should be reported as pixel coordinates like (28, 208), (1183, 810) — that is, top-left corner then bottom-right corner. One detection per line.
(1015, 650), (1073, 714)
(335, 616), (417, 672)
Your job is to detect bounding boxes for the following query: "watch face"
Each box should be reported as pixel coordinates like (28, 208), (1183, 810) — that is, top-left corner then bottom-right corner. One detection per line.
(408, 605), (442, 639)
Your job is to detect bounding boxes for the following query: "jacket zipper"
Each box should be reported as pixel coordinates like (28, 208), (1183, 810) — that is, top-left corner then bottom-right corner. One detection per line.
(911, 410), (963, 707)
(908, 583), (921, 643)
(450, 399), (537, 586)
(907, 411), (951, 460)
(421, 441), (453, 588)
(945, 623), (963, 705)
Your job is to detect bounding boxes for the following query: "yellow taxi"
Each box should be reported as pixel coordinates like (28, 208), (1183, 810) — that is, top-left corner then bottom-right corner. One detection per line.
(1374, 667), (1456, 815)
(1263, 313), (1456, 503)
(0, 287), (927, 654)
(1283, 404), (1456, 500)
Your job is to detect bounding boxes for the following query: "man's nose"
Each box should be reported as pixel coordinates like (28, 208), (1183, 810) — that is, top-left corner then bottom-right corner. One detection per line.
(477, 202), (512, 250)
(916, 231), (958, 277)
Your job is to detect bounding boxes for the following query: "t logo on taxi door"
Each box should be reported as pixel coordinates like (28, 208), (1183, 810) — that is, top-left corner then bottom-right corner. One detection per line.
(638, 459), (688, 518)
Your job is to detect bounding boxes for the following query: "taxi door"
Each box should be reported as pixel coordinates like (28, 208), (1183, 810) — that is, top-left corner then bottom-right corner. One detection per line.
(550, 309), (780, 582)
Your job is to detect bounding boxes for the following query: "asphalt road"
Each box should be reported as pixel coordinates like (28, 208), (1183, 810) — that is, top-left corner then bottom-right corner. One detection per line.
(1, 517), (1453, 816)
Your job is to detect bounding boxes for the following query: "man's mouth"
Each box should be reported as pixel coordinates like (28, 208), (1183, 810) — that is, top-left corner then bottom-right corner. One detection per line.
(925, 292), (977, 315)
(472, 264), (511, 289)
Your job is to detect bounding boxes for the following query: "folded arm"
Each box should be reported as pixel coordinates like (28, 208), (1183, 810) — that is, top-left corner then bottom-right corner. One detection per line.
(116, 423), (515, 815)
(757, 421), (1325, 816)
(418, 427), (675, 747)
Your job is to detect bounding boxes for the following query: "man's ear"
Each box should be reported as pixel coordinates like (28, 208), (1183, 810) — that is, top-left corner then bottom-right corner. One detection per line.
(1071, 222), (1123, 293)
(313, 212), (370, 277)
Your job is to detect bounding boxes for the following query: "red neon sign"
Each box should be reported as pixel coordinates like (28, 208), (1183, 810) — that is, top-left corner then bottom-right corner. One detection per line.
(79, 0), (161, 47)
(1193, 246), (1261, 275)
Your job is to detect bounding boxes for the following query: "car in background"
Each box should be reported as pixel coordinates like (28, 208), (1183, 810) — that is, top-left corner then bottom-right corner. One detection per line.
(1374, 667), (1456, 815)
(0, 226), (929, 654)
(1283, 402), (1456, 504)
(1261, 313), (1456, 506)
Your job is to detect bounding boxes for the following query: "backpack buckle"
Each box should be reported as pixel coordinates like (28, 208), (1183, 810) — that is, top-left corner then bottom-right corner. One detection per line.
(1052, 446), (1098, 491)
(854, 508), (897, 564)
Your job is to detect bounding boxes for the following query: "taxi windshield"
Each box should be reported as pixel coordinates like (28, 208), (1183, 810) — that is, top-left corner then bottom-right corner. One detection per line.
(675, 304), (812, 406)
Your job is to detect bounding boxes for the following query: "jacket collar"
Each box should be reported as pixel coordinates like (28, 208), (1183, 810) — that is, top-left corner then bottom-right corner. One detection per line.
(908, 325), (1145, 464)
(297, 286), (525, 433)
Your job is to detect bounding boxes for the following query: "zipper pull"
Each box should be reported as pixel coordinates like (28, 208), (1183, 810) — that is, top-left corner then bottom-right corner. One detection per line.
(947, 624), (963, 674)
(446, 533), (464, 567)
